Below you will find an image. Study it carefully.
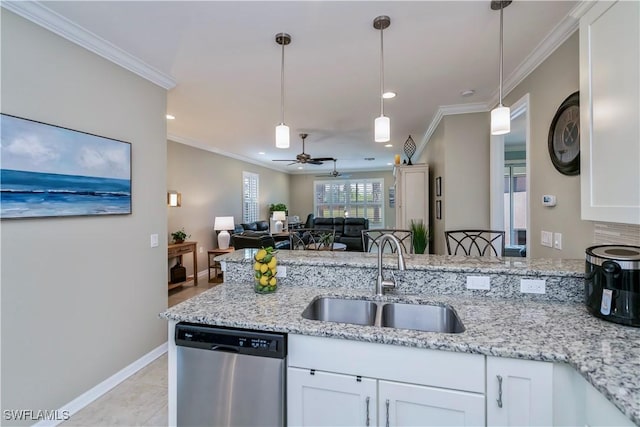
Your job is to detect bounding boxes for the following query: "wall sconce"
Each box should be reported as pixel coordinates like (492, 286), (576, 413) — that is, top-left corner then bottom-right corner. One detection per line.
(167, 191), (181, 207)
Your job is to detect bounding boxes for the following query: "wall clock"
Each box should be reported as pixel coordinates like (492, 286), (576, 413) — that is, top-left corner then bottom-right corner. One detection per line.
(548, 91), (580, 175)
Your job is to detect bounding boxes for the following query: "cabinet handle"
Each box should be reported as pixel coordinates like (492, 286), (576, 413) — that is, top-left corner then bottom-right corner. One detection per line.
(365, 396), (370, 426)
(496, 375), (503, 408)
(385, 398), (390, 427)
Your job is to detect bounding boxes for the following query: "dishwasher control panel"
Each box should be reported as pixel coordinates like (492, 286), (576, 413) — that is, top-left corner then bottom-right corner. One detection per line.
(175, 323), (286, 358)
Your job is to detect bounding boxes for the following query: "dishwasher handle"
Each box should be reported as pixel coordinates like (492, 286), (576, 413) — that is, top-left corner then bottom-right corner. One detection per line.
(210, 344), (240, 353)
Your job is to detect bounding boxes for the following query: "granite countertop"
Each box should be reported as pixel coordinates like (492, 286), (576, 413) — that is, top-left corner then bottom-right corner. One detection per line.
(162, 282), (640, 425)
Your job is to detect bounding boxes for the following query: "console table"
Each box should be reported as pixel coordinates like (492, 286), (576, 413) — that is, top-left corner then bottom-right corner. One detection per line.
(168, 241), (197, 290)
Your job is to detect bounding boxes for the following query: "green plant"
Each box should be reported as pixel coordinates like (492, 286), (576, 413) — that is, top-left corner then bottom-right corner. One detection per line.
(410, 220), (430, 254)
(269, 203), (288, 213)
(171, 228), (190, 242)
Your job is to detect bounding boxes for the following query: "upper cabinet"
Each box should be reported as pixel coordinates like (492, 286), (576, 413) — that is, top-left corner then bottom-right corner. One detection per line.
(580, 0), (640, 224)
(395, 164), (429, 229)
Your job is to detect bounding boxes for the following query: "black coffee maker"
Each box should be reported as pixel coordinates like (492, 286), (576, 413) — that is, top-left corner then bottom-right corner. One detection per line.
(585, 245), (640, 327)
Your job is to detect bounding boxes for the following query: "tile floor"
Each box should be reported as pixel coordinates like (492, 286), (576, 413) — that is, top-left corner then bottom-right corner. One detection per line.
(62, 279), (219, 426)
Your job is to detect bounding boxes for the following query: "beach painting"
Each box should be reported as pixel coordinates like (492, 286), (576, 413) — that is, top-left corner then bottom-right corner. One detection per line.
(1, 114), (131, 219)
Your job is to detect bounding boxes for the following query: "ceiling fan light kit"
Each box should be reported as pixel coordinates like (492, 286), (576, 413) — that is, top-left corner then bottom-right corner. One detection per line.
(490, 1), (512, 136)
(373, 15), (391, 143)
(275, 32), (292, 148)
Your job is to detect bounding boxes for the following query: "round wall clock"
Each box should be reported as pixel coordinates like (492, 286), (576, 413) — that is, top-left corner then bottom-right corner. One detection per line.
(548, 91), (580, 175)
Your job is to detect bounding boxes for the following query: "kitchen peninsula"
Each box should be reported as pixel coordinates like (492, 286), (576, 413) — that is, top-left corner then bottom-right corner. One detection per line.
(161, 250), (639, 426)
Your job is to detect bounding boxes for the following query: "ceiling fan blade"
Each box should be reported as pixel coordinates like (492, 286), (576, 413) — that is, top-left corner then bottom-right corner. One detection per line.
(311, 157), (335, 162)
(308, 160), (324, 165)
(273, 159), (298, 162)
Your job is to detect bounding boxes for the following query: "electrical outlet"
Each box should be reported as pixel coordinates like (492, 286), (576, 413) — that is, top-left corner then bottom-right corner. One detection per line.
(466, 276), (490, 290)
(150, 234), (158, 248)
(220, 261), (226, 272)
(541, 231), (553, 248)
(199, 246), (204, 253)
(554, 233), (562, 250)
(276, 265), (287, 278)
(520, 279), (546, 294)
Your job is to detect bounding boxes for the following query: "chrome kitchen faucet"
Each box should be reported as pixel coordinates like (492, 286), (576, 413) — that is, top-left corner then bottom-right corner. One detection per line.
(376, 234), (406, 296)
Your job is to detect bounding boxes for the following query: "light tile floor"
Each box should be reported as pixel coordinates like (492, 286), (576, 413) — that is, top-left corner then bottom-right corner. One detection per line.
(62, 280), (219, 426)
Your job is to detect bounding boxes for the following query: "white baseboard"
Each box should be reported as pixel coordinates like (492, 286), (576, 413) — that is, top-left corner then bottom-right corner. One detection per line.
(33, 342), (168, 427)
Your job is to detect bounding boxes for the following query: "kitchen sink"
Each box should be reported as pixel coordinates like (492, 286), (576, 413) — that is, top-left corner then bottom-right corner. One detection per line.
(380, 302), (465, 333)
(301, 297), (377, 326)
(302, 297), (465, 333)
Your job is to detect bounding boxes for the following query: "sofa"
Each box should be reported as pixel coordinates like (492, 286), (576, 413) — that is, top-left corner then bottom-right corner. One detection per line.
(229, 220), (289, 250)
(312, 217), (369, 251)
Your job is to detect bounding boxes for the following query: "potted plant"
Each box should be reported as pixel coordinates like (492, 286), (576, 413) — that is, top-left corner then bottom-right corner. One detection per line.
(410, 220), (430, 254)
(269, 203), (288, 216)
(171, 228), (190, 244)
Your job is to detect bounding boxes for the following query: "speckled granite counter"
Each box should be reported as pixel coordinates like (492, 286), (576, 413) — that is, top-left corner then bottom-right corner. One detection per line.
(161, 251), (640, 425)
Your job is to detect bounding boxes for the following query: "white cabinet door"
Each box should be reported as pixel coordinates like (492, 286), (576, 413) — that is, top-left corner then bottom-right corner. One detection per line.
(580, 0), (640, 224)
(486, 356), (553, 426)
(287, 367), (377, 427)
(379, 380), (485, 427)
(395, 165), (429, 229)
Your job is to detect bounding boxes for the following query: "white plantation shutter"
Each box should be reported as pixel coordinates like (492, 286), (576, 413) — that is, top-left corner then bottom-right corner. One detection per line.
(243, 171), (259, 223)
(314, 178), (384, 228)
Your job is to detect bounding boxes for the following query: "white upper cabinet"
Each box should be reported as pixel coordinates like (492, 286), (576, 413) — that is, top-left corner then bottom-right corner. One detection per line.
(580, 0), (640, 224)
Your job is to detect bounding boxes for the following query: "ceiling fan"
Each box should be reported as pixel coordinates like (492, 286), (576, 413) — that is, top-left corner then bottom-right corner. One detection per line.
(273, 133), (334, 165)
(315, 159), (351, 178)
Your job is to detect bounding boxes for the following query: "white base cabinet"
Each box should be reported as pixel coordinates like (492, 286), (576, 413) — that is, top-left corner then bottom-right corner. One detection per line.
(379, 380), (484, 426)
(486, 356), (553, 426)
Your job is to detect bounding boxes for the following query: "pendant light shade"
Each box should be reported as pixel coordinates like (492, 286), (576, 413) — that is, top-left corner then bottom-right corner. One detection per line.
(375, 116), (390, 142)
(373, 16), (391, 143)
(275, 124), (290, 148)
(275, 33), (291, 148)
(490, 1), (512, 136)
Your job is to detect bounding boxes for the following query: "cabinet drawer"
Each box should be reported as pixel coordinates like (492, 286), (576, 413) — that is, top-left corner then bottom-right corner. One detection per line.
(169, 246), (193, 257)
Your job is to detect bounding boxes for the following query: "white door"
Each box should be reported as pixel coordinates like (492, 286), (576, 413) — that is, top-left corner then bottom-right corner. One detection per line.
(396, 165), (429, 229)
(287, 367), (377, 427)
(379, 380), (485, 426)
(486, 356), (553, 426)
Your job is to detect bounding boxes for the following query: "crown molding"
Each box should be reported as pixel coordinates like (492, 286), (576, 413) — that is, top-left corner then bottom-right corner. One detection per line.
(1, 1), (176, 90)
(168, 133), (291, 174)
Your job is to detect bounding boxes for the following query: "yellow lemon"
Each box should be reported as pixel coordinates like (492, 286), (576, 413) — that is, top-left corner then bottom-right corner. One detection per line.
(270, 268), (277, 277)
(259, 275), (269, 286)
(255, 249), (267, 261)
(269, 277), (277, 286)
(260, 264), (269, 273)
(253, 262), (262, 271)
(267, 257), (277, 269)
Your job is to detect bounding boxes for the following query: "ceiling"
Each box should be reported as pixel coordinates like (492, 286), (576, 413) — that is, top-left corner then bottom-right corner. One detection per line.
(33, 1), (579, 173)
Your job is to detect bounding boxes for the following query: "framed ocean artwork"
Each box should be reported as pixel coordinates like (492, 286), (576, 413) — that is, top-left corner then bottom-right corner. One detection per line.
(0, 113), (131, 219)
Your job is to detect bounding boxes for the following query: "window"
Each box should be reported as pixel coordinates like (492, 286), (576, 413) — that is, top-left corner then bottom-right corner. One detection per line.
(242, 171), (259, 223)
(314, 179), (384, 228)
(504, 165), (527, 247)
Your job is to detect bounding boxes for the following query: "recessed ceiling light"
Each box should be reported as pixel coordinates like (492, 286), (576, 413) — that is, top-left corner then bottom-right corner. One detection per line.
(382, 91), (397, 99)
(460, 90), (475, 98)
(166, 114), (175, 120)
(387, 162), (393, 166)
(258, 151), (266, 155)
(297, 166), (303, 170)
(384, 144), (393, 148)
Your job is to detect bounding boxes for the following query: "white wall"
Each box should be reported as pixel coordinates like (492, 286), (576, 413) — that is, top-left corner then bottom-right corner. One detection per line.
(1, 10), (167, 421)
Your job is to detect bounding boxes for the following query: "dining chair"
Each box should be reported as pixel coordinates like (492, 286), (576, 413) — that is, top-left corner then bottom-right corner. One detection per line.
(290, 229), (335, 251)
(362, 229), (414, 254)
(444, 230), (505, 257)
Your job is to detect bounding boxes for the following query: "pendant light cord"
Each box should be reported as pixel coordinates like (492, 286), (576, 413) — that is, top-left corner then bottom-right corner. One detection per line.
(281, 40), (285, 124)
(380, 26), (385, 116)
(498, 5), (504, 106)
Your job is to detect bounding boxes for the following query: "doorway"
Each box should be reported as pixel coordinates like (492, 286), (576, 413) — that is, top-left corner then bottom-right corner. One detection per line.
(490, 94), (530, 257)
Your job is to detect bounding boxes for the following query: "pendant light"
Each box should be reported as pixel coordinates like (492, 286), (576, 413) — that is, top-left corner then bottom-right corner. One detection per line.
(490, 1), (512, 136)
(275, 33), (291, 148)
(373, 16), (391, 143)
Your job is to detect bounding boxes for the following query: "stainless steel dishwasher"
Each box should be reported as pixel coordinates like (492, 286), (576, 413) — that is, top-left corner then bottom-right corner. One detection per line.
(175, 323), (287, 426)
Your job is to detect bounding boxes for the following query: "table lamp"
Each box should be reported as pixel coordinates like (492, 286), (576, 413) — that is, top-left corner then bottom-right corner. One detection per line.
(214, 216), (235, 249)
(273, 211), (286, 233)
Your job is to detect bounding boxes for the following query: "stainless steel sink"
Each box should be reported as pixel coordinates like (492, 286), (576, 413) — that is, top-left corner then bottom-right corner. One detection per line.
(380, 302), (465, 333)
(302, 297), (465, 333)
(301, 297), (377, 326)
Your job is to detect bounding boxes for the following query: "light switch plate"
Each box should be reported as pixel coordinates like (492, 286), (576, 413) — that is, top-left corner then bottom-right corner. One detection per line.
(520, 279), (546, 294)
(554, 233), (562, 250)
(466, 276), (490, 290)
(276, 265), (287, 278)
(541, 231), (553, 248)
(150, 234), (159, 248)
